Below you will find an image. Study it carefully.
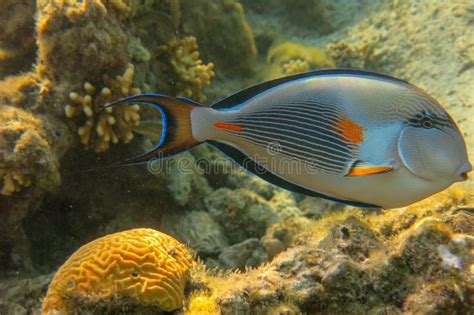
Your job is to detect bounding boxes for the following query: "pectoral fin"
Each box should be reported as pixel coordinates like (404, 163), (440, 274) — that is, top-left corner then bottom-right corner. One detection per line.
(347, 161), (394, 176)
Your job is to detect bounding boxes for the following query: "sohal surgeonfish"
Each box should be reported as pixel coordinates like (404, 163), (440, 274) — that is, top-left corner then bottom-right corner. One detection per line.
(105, 69), (471, 209)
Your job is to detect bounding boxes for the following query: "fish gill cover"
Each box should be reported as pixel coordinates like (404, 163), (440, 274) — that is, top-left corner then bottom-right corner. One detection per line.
(0, 0), (472, 314)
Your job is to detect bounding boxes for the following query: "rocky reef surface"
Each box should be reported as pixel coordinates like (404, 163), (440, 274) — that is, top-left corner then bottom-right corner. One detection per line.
(0, 0), (472, 314)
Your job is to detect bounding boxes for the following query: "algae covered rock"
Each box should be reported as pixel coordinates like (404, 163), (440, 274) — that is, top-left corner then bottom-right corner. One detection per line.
(0, 105), (70, 193)
(161, 211), (229, 258)
(0, 274), (51, 314)
(261, 216), (311, 259)
(152, 152), (213, 209)
(218, 238), (268, 270)
(205, 188), (279, 243)
(187, 190), (474, 314)
(0, 105), (70, 271)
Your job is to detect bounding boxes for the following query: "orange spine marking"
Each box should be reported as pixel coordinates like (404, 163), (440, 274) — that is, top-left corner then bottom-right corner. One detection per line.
(335, 117), (366, 144)
(213, 122), (242, 131)
(348, 166), (393, 176)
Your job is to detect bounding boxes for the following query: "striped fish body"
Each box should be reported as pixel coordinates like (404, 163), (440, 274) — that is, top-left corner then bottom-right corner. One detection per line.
(106, 69), (471, 209)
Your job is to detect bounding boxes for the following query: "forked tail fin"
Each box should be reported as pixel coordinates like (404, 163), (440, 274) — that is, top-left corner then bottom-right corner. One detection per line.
(103, 94), (202, 165)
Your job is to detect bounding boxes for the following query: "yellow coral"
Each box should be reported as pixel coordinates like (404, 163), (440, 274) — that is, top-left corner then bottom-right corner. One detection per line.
(158, 36), (215, 102)
(282, 59), (310, 75)
(268, 41), (335, 68)
(0, 72), (40, 106)
(0, 169), (31, 196)
(65, 63), (141, 152)
(325, 41), (378, 68)
(261, 41), (335, 80)
(0, 105), (55, 196)
(186, 291), (220, 315)
(42, 228), (194, 314)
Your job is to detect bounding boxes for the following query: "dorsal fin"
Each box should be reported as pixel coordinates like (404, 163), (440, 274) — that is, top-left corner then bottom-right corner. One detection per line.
(210, 68), (410, 110)
(207, 140), (380, 208)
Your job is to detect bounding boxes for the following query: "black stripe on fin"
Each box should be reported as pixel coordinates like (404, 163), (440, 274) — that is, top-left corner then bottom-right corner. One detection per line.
(211, 68), (410, 110)
(206, 140), (380, 208)
(102, 94), (201, 166)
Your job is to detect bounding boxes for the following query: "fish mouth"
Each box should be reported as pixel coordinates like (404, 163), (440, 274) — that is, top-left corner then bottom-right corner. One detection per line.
(456, 161), (472, 181)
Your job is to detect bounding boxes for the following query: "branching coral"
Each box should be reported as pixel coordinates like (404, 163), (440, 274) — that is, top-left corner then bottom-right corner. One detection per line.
(65, 63), (141, 152)
(158, 36), (215, 102)
(42, 228), (194, 314)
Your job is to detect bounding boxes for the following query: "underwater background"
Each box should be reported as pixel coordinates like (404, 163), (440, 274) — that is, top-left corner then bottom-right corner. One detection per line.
(0, 0), (473, 314)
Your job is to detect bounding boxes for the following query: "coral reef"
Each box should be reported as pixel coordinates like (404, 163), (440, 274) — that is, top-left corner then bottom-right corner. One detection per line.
(157, 36), (215, 102)
(183, 187), (473, 314)
(36, 0), (130, 88)
(42, 228), (193, 314)
(0, 0), (472, 314)
(65, 63), (141, 152)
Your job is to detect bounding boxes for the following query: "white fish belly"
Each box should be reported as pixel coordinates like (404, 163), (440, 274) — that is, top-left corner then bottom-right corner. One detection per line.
(231, 141), (451, 208)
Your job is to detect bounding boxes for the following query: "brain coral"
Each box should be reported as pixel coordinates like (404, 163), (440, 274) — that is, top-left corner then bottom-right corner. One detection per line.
(42, 228), (194, 314)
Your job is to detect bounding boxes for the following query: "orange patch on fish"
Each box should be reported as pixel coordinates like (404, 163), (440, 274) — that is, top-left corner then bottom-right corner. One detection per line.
(213, 122), (242, 131)
(348, 165), (393, 176)
(335, 117), (365, 144)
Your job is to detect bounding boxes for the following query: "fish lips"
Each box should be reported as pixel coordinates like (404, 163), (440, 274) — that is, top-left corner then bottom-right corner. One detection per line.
(455, 161), (472, 182)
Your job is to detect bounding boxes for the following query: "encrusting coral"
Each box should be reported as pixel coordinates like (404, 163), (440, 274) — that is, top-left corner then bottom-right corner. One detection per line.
(65, 63), (141, 152)
(42, 228), (194, 314)
(157, 36), (215, 102)
(0, 106), (62, 197)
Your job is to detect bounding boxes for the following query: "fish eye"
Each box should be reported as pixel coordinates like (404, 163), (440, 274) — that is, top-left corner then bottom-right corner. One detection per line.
(420, 116), (434, 129)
